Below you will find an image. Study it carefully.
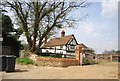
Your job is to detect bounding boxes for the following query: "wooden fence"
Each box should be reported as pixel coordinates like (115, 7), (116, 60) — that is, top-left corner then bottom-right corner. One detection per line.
(96, 54), (119, 61)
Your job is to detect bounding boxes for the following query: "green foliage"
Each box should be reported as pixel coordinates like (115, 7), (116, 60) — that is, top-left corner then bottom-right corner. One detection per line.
(82, 48), (95, 54)
(116, 50), (120, 54)
(112, 59), (118, 62)
(16, 28), (24, 37)
(16, 58), (34, 65)
(102, 49), (120, 54)
(1, 14), (22, 57)
(1, 14), (15, 35)
(82, 57), (98, 65)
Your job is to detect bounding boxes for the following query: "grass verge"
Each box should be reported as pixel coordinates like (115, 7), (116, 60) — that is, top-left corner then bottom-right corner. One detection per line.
(16, 58), (34, 65)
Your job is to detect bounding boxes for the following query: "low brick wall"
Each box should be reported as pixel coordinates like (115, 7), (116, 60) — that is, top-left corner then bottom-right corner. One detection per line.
(36, 57), (78, 67)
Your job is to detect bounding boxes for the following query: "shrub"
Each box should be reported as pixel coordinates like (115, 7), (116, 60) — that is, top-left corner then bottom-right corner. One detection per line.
(82, 57), (98, 65)
(112, 59), (118, 62)
(16, 58), (34, 65)
(19, 50), (30, 58)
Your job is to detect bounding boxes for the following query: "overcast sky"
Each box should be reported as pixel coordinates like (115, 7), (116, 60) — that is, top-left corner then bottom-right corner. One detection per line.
(5, 0), (118, 53)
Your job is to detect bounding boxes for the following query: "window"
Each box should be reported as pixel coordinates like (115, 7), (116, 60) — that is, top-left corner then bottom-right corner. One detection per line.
(60, 52), (63, 54)
(70, 46), (75, 49)
(60, 45), (63, 49)
(50, 47), (52, 49)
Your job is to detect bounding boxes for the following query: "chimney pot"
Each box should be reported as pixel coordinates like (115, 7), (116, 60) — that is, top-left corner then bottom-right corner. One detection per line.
(61, 30), (65, 37)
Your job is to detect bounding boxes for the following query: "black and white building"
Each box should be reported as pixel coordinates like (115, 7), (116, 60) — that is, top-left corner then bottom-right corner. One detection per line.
(42, 30), (78, 57)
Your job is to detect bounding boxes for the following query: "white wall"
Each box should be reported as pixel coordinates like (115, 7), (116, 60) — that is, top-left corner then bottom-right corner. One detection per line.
(42, 35), (77, 56)
(42, 45), (67, 54)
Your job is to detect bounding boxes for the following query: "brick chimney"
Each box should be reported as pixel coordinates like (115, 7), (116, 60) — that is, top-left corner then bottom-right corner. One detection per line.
(61, 30), (65, 37)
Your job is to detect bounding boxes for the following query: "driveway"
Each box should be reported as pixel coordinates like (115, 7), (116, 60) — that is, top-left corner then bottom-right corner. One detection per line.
(0, 62), (118, 79)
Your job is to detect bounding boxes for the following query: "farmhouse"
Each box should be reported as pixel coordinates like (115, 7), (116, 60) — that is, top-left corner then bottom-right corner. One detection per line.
(36, 30), (97, 67)
(41, 30), (95, 59)
(42, 30), (78, 58)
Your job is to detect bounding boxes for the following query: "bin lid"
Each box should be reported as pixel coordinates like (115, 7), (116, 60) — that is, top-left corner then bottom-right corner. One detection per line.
(6, 55), (16, 58)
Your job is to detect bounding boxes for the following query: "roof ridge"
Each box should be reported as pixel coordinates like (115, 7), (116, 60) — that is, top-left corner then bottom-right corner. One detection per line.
(51, 34), (73, 39)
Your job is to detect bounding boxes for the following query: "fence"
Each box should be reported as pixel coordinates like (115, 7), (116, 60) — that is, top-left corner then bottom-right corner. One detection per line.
(96, 54), (119, 61)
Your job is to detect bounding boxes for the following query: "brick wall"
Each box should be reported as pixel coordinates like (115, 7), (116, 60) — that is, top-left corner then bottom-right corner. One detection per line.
(76, 45), (82, 65)
(36, 57), (78, 67)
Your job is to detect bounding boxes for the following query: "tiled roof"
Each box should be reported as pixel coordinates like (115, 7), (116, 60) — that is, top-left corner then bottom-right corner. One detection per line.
(43, 34), (73, 48)
(79, 43), (88, 48)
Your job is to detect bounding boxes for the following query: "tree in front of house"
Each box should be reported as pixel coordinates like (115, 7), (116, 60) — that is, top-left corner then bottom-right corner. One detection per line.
(4, 1), (90, 53)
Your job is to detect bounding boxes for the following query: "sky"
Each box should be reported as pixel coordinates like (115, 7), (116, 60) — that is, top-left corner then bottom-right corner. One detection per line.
(5, 0), (118, 54)
(60, 0), (118, 53)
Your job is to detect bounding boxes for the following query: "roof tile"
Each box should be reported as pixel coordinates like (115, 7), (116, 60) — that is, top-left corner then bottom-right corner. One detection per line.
(43, 35), (73, 48)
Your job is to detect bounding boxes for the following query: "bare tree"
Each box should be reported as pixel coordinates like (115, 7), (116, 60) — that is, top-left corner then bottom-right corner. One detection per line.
(4, 1), (90, 53)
